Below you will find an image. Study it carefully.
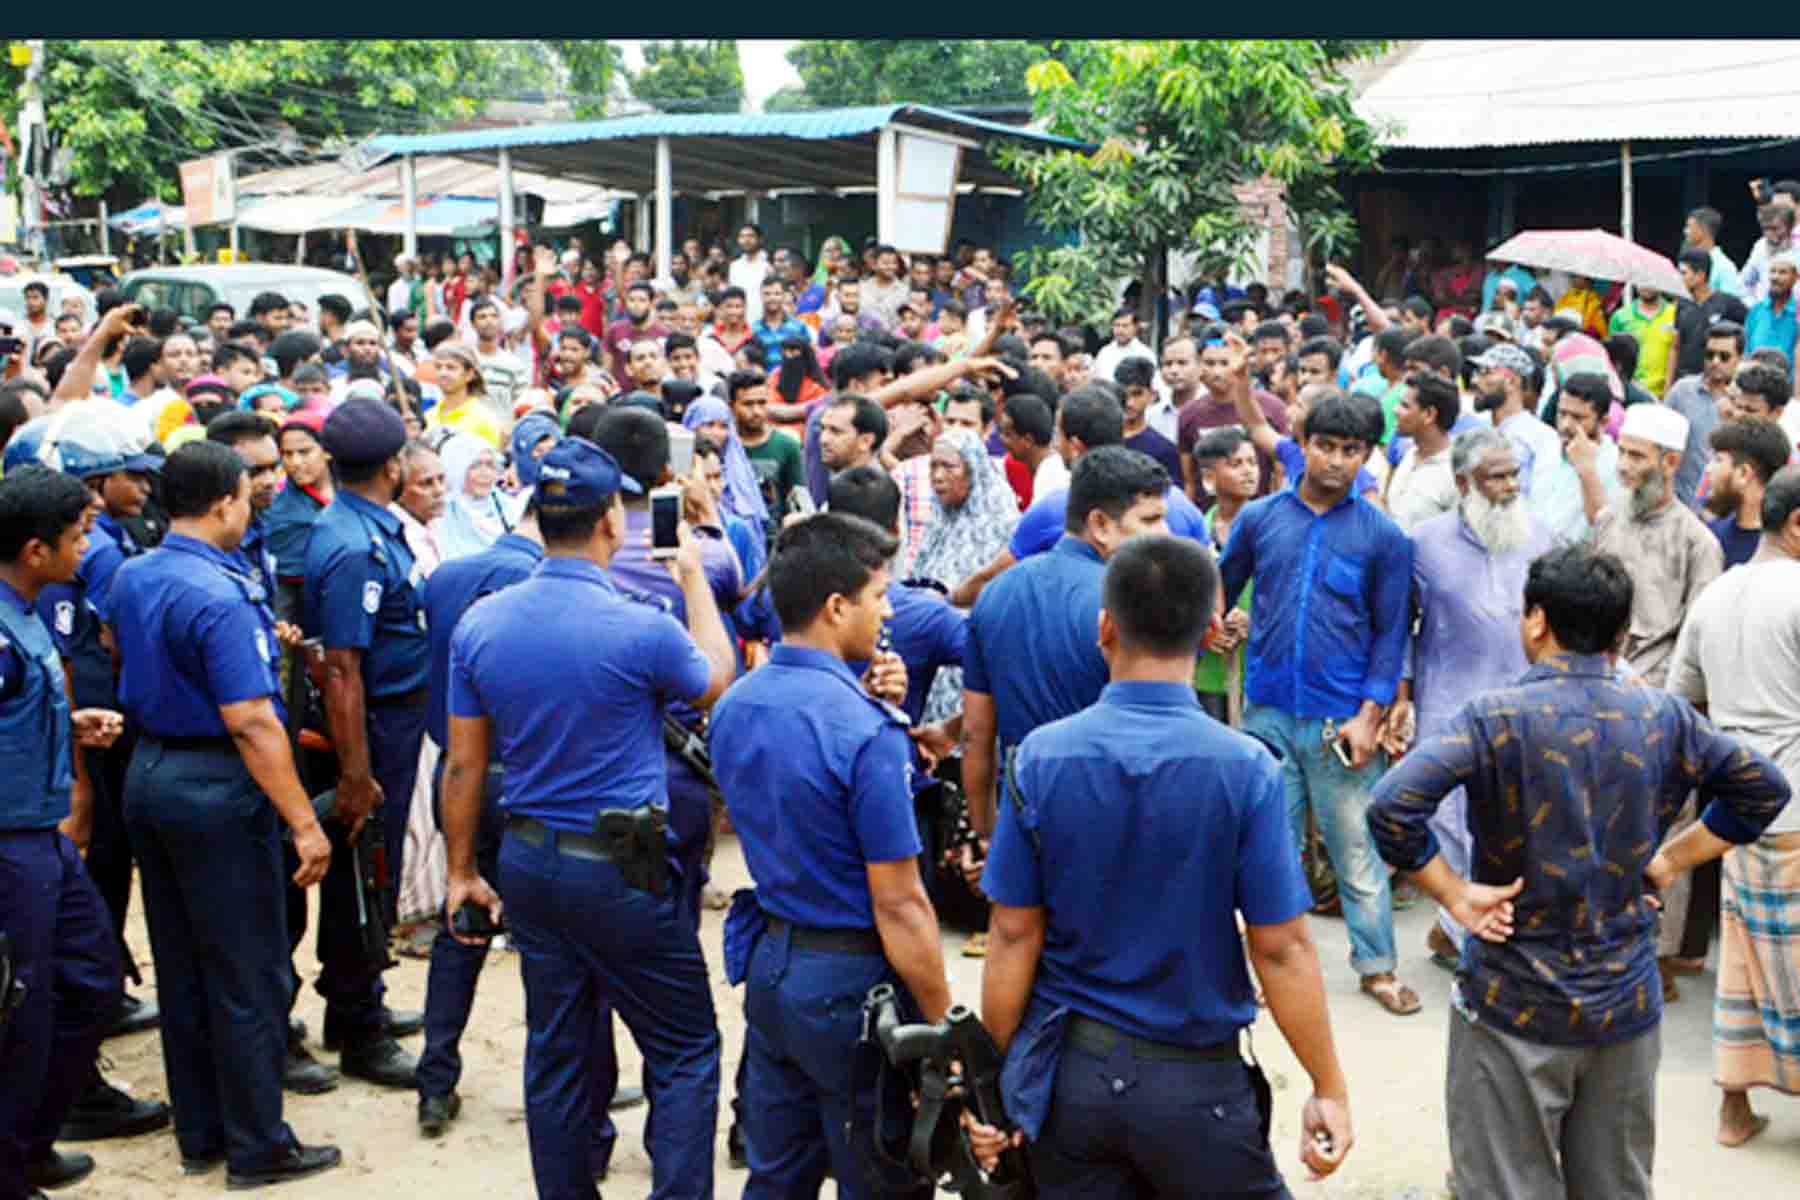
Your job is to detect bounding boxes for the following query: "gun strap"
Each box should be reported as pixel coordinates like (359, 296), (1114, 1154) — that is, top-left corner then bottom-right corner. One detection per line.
(909, 1065), (951, 1182)
(1002, 745), (1041, 863)
(850, 1002), (919, 1190)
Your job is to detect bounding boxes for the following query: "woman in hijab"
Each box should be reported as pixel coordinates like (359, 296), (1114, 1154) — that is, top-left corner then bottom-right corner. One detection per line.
(774, 336), (831, 410)
(437, 431), (513, 561)
(681, 394), (769, 528)
(910, 426), (1019, 722)
(815, 235), (849, 287)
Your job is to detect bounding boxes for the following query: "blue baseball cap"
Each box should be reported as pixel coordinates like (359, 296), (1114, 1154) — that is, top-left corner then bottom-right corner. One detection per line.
(533, 436), (642, 508)
(510, 412), (562, 488)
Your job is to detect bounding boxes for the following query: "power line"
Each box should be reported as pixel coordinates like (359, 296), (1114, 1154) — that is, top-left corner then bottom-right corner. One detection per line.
(1374, 136), (1800, 177)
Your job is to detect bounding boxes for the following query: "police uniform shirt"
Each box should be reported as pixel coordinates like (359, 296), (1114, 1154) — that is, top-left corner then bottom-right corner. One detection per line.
(77, 511), (142, 624)
(1008, 484), (1207, 561)
(0, 578), (75, 829)
(264, 481), (327, 585)
(110, 534), (283, 738)
(422, 532), (543, 749)
(235, 511), (278, 602)
(962, 535), (1109, 753)
(708, 644), (921, 930)
(607, 505), (740, 726)
(448, 557), (711, 835)
(303, 490), (430, 699)
(34, 579), (114, 709)
(846, 581), (967, 725)
(981, 682), (1311, 1047)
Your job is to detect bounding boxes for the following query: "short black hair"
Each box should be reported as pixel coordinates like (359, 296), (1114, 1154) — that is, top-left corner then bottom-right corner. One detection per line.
(94, 288), (128, 317)
(122, 336), (164, 383)
(1762, 464), (1800, 532)
(1305, 390), (1384, 447)
(555, 295), (584, 315)
(1524, 286), (1554, 308)
(1711, 419), (1793, 485)
(1003, 365), (1061, 406)
(1444, 315), (1474, 339)
(1523, 546), (1633, 656)
(1251, 320), (1289, 347)
(210, 341), (258, 377)
(1406, 371), (1460, 434)
(1689, 206), (1723, 239)
(1194, 426), (1251, 464)
(1002, 392), (1054, 447)
(1059, 386), (1124, 450)
(206, 301), (234, 321)
(205, 410), (278, 448)
(1066, 446), (1169, 535)
(22, 280), (48, 299)
(1603, 333), (1639, 380)
(1030, 331), (1073, 360)
(1103, 535), (1219, 658)
(831, 342), (892, 391)
(147, 308), (181, 339)
(248, 291), (289, 318)
(0, 381), (41, 452)
(942, 383), (995, 426)
(768, 512), (898, 631)
(1373, 328), (1413, 362)
(422, 318), (459, 351)
(727, 368), (767, 404)
(827, 464), (902, 531)
(270, 330), (323, 378)
(1297, 336), (1344, 370)
(162, 440), (246, 519)
(317, 295), (353, 326)
(0, 466), (92, 563)
(830, 393), (889, 449)
(227, 319), (267, 345)
(1560, 372), (1613, 414)
(590, 407), (670, 492)
(719, 286), (747, 306)
(1404, 333), (1462, 380)
(1707, 320), (1747, 354)
(665, 332), (697, 357)
(1543, 314), (1583, 339)
(1114, 357), (1156, 391)
(1403, 296), (1434, 322)
(1678, 247), (1711, 275)
(1733, 361), (1792, 413)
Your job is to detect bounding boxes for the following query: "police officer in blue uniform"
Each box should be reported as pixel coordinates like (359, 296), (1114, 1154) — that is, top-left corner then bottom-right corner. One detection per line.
(0, 465), (133, 1200)
(205, 412), (284, 602)
(302, 396), (427, 1086)
(709, 512), (951, 1199)
(109, 440), (343, 1190)
(444, 436), (736, 1200)
(969, 535), (1353, 1196)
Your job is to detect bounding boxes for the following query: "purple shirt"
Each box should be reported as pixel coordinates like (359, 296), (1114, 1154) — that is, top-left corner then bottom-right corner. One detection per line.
(607, 505), (742, 726)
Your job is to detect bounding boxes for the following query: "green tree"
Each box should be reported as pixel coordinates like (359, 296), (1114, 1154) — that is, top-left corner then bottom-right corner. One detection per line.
(627, 41), (743, 114)
(0, 39), (563, 207)
(995, 41), (1388, 329)
(544, 39), (626, 119)
(782, 40), (1065, 110)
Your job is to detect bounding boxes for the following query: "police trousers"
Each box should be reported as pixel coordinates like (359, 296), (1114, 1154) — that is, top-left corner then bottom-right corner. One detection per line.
(500, 827), (719, 1200)
(125, 740), (295, 1172)
(1028, 1031), (1291, 1200)
(741, 928), (931, 1200)
(368, 691), (428, 927)
(416, 768), (621, 1174)
(0, 830), (120, 1200)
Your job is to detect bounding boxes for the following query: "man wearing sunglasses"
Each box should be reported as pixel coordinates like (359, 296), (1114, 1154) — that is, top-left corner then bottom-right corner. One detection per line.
(1665, 320), (1746, 509)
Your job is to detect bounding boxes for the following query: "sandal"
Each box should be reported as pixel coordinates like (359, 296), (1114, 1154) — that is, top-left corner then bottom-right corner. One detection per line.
(1426, 926), (1460, 973)
(962, 931), (989, 959)
(1360, 973), (1422, 1016)
(393, 921), (437, 960)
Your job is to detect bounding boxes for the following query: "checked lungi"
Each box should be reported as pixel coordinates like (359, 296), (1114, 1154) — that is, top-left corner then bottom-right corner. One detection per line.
(1716, 832), (1800, 1095)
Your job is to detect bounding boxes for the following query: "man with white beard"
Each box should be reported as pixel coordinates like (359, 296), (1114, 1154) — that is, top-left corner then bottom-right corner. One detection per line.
(1383, 427), (1551, 969)
(1592, 402), (1726, 998)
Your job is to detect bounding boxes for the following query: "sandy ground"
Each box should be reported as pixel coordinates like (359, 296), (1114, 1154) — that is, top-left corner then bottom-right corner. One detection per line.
(77, 837), (1800, 1198)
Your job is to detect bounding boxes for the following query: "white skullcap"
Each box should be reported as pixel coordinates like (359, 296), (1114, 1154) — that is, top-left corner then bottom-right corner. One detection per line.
(1619, 404), (1690, 452)
(344, 319), (382, 342)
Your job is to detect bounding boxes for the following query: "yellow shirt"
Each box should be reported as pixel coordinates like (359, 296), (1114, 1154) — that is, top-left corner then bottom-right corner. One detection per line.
(1555, 287), (1608, 339)
(427, 399), (504, 452)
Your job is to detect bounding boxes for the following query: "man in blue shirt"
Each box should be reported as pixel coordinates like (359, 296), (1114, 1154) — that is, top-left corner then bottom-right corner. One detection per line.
(302, 397), (430, 1087)
(109, 442), (341, 1190)
(1745, 253), (1799, 366)
(0, 465), (153, 1200)
(1219, 388), (1419, 1017)
(1368, 546), (1790, 1200)
(973, 535), (1351, 1194)
(708, 511), (950, 1199)
(962, 447), (1172, 856)
(443, 436), (736, 1200)
(751, 278), (810, 373)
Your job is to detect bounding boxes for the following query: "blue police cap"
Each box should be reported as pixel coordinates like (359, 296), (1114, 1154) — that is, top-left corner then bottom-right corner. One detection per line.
(533, 435), (642, 508)
(510, 412), (562, 489)
(320, 396), (407, 468)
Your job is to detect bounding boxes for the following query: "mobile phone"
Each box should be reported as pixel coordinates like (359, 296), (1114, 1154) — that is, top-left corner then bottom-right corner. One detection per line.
(1330, 736), (1355, 770)
(451, 903), (504, 938)
(667, 426), (696, 478)
(787, 485), (816, 517)
(650, 485), (681, 560)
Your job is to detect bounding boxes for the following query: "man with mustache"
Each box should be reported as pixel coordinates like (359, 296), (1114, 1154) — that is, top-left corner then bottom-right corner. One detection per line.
(1592, 402), (1725, 1000)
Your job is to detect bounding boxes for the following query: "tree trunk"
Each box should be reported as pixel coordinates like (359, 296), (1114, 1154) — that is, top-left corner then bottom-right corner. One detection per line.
(1141, 243), (1167, 352)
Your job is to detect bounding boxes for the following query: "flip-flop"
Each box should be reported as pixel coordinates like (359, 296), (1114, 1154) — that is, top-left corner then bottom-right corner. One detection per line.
(962, 931), (989, 959)
(1718, 1115), (1771, 1148)
(1361, 975), (1422, 1016)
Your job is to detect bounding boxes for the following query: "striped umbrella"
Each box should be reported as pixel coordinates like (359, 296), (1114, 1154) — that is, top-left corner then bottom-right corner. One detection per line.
(1486, 229), (1690, 299)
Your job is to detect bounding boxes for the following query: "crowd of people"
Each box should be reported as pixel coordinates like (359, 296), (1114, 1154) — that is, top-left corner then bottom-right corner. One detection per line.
(1, 204), (1798, 1200)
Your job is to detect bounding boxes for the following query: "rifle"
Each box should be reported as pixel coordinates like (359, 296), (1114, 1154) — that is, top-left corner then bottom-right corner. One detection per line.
(861, 983), (1033, 1199)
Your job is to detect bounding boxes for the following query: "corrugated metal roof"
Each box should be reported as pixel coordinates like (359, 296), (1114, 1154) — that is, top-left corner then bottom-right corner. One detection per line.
(1355, 40), (1800, 149)
(236, 157), (617, 204)
(367, 105), (1089, 157)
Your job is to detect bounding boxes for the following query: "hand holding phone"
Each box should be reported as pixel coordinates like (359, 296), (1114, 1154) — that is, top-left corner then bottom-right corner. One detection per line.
(450, 902), (504, 939)
(650, 485), (682, 561)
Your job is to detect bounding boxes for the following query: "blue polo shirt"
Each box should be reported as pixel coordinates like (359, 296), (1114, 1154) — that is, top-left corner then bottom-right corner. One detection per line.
(708, 643), (921, 929)
(1008, 484), (1205, 561)
(264, 481), (327, 583)
(983, 681), (1309, 1046)
(235, 510), (278, 602)
(1218, 481), (1412, 719)
(422, 532), (543, 748)
(0, 578), (74, 830)
(77, 511), (141, 623)
(1746, 294), (1799, 360)
(752, 316), (810, 372)
(846, 581), (968, 726)
(110, 534), (283, 738)
(963, 535), (1109, 753)
(448, 556), (710, 834)
(302, 490), (430, 700)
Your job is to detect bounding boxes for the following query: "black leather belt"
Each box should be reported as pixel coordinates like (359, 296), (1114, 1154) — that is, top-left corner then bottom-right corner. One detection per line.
(1066, 1014), (1239, 1063)
(767, 916), (884, 956)
(505, 815), (617, 863)
(371, 686), (428, 709)
(147, 734), (237, 753)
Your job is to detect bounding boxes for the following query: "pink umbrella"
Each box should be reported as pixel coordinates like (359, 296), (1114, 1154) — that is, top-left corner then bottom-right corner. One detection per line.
(1486, 229), (1690, 299)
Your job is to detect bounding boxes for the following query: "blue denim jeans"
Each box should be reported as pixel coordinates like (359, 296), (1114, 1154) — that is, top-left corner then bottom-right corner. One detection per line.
(1242, 703), (1397, 976)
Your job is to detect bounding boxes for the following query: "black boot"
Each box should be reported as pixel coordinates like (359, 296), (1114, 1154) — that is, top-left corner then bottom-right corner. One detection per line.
(57, 1069), (171, 1142)
(339, 1035), (417, 1089)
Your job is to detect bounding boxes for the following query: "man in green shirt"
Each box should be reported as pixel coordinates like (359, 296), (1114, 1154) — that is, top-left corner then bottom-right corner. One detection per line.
(1191, 428), (1256, 723)
(1608, 285), (1678, 398)
(1353, 329), (1412, 446)
(730, 368), (804, 526)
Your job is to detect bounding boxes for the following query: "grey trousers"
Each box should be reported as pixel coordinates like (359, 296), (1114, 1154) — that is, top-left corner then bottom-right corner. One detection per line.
(1447, 1007), (1658, 1200)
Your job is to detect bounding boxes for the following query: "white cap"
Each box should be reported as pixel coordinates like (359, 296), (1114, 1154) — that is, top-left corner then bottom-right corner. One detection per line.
(1619, 404), (1690, 452)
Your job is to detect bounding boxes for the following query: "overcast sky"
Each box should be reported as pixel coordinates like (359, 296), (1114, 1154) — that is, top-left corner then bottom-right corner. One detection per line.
(615, 40), (803, 112)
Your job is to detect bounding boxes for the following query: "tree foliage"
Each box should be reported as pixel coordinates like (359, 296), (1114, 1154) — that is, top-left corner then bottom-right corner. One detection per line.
(627, 40), (744, 114)
(782, 41), (1064, 110)
(994, 40), (1389, 327)
(543, 39), (626, 119)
